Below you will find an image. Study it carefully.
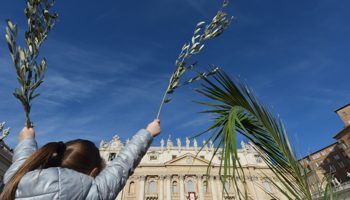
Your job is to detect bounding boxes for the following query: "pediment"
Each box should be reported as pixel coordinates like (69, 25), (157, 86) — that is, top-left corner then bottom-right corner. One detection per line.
(164, 153), (213, 166)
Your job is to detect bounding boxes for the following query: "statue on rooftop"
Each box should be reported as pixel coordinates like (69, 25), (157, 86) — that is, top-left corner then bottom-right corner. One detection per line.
(160, 138), (165, 151)
(186, 137), (190, 148)
(177, 138), (181, 150)
(167, 135), (173, 150)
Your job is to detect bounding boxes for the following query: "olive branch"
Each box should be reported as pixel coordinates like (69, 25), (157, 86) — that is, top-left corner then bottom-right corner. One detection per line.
(0, 122), (10, 142)
(5, 0), (58, 128)
(156, 0), (232, 119)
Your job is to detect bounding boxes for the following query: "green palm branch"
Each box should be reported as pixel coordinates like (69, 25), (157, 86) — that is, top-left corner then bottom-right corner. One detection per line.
(195, 70), (332, 199)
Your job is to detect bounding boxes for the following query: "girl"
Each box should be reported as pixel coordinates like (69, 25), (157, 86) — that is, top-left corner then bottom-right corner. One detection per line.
(0, 119), (160, 200)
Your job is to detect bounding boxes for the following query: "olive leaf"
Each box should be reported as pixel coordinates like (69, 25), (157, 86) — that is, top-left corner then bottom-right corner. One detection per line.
(6, 0), (58, 128)
(156, 0), (232, 119)
(0, 122), (10, 142)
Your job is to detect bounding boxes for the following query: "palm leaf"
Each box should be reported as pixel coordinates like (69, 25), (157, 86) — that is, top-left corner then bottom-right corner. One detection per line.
(196, 70), (333, 199)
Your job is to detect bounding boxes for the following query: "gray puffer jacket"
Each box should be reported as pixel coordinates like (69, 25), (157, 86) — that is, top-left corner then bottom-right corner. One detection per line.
(3, 129), (153, 200)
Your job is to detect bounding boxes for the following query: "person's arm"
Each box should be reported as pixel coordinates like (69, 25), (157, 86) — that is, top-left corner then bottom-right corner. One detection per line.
(93, 120), (160, 200)
(3, 127), (37, 184)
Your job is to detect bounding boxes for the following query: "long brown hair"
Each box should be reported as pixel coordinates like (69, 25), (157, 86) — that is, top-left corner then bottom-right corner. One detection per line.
(0, 139), (105, 200)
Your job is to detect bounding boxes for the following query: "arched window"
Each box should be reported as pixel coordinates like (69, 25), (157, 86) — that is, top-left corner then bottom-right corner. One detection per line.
(203, 181), (208, 193)
(128, 182), (135, 194)
(172, 181), (178, 193)
(187, 180), (194, 192)
(149, 181), (155, 193)
(263, 181), (272, 193)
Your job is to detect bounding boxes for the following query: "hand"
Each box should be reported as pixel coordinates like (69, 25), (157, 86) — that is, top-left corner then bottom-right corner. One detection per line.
(146, 119), (161, 137)
(19, 127), (35, 141)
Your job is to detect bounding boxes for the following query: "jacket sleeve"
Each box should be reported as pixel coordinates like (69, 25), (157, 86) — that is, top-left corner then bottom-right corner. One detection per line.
(3, 138), (38, 184)
(93, 129), (153, 200)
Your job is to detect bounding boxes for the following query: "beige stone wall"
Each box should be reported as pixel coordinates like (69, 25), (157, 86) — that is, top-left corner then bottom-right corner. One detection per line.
(0, 142), (12, 184)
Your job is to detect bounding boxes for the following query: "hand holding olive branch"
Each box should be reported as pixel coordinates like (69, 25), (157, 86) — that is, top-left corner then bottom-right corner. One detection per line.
(156, 0), (232, 119)
(5, 0), (58, 128)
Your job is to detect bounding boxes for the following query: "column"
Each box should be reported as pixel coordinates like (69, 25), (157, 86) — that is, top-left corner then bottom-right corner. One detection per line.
(210, 176), (218, 200)
(249, 175), (259, 200)
(166, 175), (171, 200)
(179, 175), (185, 200)
(159, 175), (164, 200)
(216, 177), (223, 200)
(197, 175), (204, 200)
(139, 176), (146, 200)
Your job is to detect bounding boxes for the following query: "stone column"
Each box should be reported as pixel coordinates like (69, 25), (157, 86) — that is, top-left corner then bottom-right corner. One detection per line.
(166, 175), (171, 200)
(159, 175), (164, 200)
(197, 175), (204, 200)
(179, 175), (185, 200)
(216, 177), (223, 200)
(210, 176), (218, 200)
(139, 176), (146, 200)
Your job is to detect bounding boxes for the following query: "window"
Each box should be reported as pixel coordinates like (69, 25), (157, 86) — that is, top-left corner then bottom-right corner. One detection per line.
(203, 181), (208, 193)
(128, 182), (135, 194)
(330, 165), (336, 173)
(263, 181), (272, 193)
(172, 181), (178, 193)
(149, 181), (155, 193)
(255, 155), (262, 163)
(339, 161), (345, 168)
(340, 142), (348, 150)
(334, 155), (340, 160)
(312, 153), (321, 160)
(108, 153), (116, 161)
(150, 155), (158, 160)
(187, 180), (194, 192)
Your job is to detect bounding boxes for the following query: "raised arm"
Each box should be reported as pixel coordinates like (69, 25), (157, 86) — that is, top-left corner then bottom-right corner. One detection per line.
(3, 127), (37, 183)
(92, 120), (160, 200)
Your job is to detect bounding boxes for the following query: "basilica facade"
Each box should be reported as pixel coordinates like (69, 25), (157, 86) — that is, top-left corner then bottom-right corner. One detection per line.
(99, 135), (288, 200)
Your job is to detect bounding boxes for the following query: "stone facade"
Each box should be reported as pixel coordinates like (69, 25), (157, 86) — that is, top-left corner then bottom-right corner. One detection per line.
(0, 140), (12, 186)
(100, 136), (289, 200)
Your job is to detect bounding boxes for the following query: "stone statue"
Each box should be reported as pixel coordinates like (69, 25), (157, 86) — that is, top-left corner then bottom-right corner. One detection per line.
(186, 137), (190, 148)
(167, 135), (173, 150)
(209, 140), (214, 150)
(203, 140), (208, 151)
(241, 141), (246, 150)
(160, 138), (165, 151)
(177, 138), (181, 148)
(193, 138), (198, 150)
(99, 140), (105, 148)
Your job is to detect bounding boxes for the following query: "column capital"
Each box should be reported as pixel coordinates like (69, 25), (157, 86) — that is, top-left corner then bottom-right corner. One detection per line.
(179, 175), (185, 180)
(165, 175), (172, 180)
(196, 174), (204, 179)
(159, 175), (165, 180)
(139, 175), (146, 181)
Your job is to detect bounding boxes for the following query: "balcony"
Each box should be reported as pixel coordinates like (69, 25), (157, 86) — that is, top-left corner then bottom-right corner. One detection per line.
(145, 193), (158, 200)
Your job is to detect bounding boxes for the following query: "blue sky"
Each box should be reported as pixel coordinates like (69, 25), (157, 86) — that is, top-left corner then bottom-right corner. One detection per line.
(0, 0), (349, 157)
